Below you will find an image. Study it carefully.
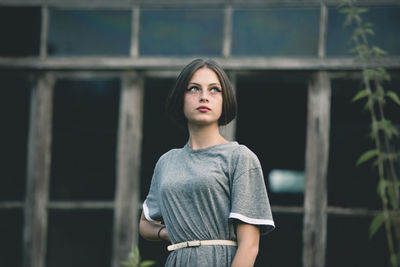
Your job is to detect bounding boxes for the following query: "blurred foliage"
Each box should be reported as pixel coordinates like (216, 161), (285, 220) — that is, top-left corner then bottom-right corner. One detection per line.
(339, 0), (400, 266)
(121, 245), (156, 267)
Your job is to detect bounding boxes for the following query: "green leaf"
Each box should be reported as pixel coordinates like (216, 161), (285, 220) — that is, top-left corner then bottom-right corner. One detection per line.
(338, 0), (351, 9)
(356, 149), (379, 166)
(352, 89), (370, 102)
(140, 260), (157, 267)
(371, 46), (387, 56)
(387, 181), (400, 210)
(390, 254), (400, 267)
(379, 119), (399, 139)
(121, 261), (133, 267)
(365, 28), (374, 36)
(377, 179), (388, 198)
(386, 91), (400, 105)
(364, 22), (374, 28)
(356, 8), (369, 14)
(344, 14), (353, 27)
(369, 213), (385, 239)
(339, 8), (352, 14)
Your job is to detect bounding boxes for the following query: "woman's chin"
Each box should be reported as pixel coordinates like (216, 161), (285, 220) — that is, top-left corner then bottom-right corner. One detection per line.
(187, 119), (219, 127)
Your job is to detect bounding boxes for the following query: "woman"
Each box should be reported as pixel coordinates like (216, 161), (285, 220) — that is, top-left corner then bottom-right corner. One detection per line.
(139, 58), (275, 267)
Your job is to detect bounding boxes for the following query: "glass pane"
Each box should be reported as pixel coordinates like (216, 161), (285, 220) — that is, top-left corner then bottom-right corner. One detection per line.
(48, 9), (131, 56)
(139, 9), (223, 56)
(140, 78), (187, 202)
(269, 169), (304, 194)
(327, 215), (389, 267)
(232, 8), (320, 56)
(328, 75), (400, 208)
(50, 78), (120, 200)
(236, 73), (307, 206)
(0, 7), (41, 56)
(256, 213), (302, 266)
(327, 7), (400, 57)
(46, 210), (112, 267)
(0, 210), (23, 267)
(0, 73), (30, 201)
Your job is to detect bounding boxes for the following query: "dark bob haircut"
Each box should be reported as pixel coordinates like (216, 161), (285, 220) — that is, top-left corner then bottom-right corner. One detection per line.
(165, 58), (237, 127)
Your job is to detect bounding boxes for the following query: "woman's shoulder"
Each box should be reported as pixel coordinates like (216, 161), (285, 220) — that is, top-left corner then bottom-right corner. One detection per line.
(232, 143), (259, 160)
(231, 143), (262, 172)
(154, 147), (185, 167)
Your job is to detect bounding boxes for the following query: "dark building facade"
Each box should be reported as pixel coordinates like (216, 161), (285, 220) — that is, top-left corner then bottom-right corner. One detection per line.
(0, 0), (399, 267)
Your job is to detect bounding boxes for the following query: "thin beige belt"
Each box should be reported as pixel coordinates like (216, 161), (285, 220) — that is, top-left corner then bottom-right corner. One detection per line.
(167, 240), (237, 251)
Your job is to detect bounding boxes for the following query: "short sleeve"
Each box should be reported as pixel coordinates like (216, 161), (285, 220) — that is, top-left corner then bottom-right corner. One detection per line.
(229, 146), (275, 235)
(143, 161), (163, 222)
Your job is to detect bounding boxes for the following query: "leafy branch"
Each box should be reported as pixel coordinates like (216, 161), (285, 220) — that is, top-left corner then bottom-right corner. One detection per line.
(339, 0), (400, 266)
(121, 245), (156, 267)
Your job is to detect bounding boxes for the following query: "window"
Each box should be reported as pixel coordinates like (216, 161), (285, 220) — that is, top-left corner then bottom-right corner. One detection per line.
(48, 9), (131, 56)
(50, 78), (120, 200)
(232, 8), (320, 56)
(328, 75), (400, 209)
(0, 210), (23, 267)
(46, 210), (113, 267)
(327, 7), (400, 57)
(235, 72), (308, 206)
(0, 7), (41, 57)
(327, 215), (389, 267)
(139, 9), (224, 56)
(257, 213), (303, 266)
(0, 73), (31, 201)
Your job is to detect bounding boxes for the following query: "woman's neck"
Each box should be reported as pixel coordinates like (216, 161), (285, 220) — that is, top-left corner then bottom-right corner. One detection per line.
(187, 123), (227, 150)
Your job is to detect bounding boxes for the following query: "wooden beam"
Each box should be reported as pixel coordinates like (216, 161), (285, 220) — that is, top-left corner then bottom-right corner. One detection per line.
(0, 202), (24, 209)
(130, 7), (140, 58)
(22, 73), (55, 267)
(111, 72), (144, 267)
(303, 71), (331, 267)
(39, 6), (48, 59)
(317, 3), (327, 59)
(1, 0), (399, 8)
(1, 57), (400, 71)
(222, 5), (232, 58)
(47, 201), (115, 209)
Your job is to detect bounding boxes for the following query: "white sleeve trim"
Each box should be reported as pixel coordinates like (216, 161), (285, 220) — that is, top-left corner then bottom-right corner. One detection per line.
(229, 212), (275, 227)
(143, 201), (157, 222)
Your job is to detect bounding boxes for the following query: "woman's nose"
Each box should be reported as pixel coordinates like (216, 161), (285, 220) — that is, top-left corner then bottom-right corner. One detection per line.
(199, 89), (209, 102)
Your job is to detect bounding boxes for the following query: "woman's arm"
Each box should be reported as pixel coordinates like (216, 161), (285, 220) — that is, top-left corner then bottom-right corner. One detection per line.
(231, 222), (260, 267)
(139, 212), (171, 242)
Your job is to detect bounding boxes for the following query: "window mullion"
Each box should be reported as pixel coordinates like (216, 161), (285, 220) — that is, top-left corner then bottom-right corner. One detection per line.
(23, 73), (55, 267)
(111, 72), (144, 267)
(303, 71), (331, 267)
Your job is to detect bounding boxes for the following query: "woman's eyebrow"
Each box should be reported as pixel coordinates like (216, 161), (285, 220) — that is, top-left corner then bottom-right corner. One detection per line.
(188, 82), (221, 86)
(208, 83), (221, 87)
(188, 82), (201, 86)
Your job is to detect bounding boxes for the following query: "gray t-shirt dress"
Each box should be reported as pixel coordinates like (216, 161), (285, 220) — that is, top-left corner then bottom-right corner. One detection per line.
(143, 141), (275, 266)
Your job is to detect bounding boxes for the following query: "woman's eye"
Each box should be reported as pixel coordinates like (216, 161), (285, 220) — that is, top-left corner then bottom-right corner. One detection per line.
(187, 86), (199, 92)
(210, 87), (222, 93)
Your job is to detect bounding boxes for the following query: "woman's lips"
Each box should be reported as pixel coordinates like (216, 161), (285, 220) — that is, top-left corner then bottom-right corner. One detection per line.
(196, 106), (211, 112)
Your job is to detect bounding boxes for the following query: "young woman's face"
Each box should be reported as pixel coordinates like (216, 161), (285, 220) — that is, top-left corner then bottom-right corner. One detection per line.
(183, 67), (223, 126)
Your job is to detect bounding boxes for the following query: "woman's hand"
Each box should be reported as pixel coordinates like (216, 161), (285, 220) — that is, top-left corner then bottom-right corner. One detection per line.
(139, 212), (171, 243)
(231, 222), (260, 267)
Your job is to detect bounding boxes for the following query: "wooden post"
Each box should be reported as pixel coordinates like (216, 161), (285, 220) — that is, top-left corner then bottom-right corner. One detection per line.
(303, 71), (331, 267)
(222, 5), (232, 58)
(23, 73), (54, 267)
(112, 72), (144, 267)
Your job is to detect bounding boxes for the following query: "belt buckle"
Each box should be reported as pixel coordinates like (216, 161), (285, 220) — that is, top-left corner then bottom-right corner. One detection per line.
(187, 240), (201, 248)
